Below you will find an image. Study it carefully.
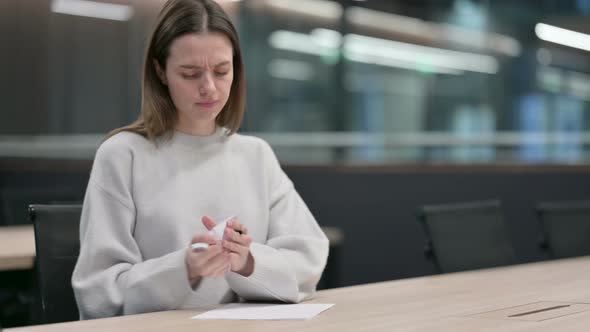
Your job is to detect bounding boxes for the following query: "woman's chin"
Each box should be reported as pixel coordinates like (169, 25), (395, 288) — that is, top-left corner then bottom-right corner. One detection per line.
(190, 109), (221, 122)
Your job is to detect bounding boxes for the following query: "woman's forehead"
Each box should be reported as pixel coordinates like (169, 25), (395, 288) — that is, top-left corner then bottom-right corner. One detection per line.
(168, 32), (233, 65)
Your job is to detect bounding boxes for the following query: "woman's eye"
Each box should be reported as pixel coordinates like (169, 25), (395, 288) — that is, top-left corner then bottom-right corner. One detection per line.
(181, 74), (198, 79)
(215, 71), (229, 77)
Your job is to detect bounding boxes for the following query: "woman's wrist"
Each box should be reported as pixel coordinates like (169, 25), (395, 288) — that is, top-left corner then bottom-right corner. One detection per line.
(236, 252), (254, 277)
(189, 276), (201, 289)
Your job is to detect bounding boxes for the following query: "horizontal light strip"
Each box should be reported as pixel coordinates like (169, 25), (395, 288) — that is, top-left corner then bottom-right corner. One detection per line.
(346, 6), (521, 57)
(269, 30), (338, 57)
(268, 59), (315, 81)
(345, 52), (463, 75)
(252, 132), (590, 148)
(344, 34), (498, 74)
(269, 29), (498, 74)
(262, 3), (520, 56)
(51, 0), (133, 21)
(1, 132), (589, 159)
(265, 0), (342, 21)
(535, 23), (590, 52)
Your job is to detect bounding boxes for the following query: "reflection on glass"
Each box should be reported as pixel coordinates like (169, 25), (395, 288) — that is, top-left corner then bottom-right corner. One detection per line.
(553, 96), (584, 163)
(517, 93), (548, 162)
(2, 0), (590, 164)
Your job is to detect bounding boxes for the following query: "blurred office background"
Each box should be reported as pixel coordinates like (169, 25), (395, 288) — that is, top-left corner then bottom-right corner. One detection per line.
(2, 0), (590, 164)
(2, 0), (590, 327)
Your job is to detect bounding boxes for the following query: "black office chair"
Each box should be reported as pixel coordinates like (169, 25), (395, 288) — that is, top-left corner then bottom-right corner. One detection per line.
(317, 226), (344, 290)
(536, 200), (590, 259)
(418, 200), (517, 273)
(29, 204), (82, 324)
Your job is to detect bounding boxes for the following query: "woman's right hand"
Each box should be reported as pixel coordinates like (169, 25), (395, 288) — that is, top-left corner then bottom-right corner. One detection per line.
(185, 232), (230, 287)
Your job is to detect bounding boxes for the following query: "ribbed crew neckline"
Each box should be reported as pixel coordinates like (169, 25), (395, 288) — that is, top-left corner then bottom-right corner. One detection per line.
(167, 126), (228, 150)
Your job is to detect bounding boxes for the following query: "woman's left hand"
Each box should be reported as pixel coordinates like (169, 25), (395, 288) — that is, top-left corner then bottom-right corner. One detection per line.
(222, 218), (254, 276)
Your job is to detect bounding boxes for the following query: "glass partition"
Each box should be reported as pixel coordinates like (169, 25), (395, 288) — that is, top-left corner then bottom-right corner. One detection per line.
(1, 0), (589, 164)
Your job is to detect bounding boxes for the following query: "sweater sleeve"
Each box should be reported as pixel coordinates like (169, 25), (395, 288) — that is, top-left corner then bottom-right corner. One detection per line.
(226, 141), (329, 303)
(71, 139), (195, 319)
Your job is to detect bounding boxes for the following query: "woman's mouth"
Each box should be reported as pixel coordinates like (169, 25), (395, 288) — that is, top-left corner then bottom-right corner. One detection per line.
(196, 101), (218, 109)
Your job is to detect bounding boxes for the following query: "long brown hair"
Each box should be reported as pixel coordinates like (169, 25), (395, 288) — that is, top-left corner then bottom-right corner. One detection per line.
(108, 0), (246, 141)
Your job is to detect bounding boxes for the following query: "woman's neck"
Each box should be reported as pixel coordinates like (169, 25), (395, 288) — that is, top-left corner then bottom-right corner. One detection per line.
(175, 120), (216, 136)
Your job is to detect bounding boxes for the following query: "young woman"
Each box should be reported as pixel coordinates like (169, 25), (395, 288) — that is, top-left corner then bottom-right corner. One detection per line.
(72, 0), (328, 319)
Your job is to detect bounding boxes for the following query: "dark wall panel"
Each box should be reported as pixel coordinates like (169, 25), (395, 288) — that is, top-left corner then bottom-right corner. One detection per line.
(1, 161), (589, 288)
(286, 166), (590, 286)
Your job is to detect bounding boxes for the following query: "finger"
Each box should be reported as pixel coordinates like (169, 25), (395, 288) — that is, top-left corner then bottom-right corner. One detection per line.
(201, 215), (217, 231)
(225, 228), (252, 245)
(228, 219), (247, 235)
(191, 232), (217, 245)
(228, 252), (243, 272)
(198, 252), (224, 276)
(222, 239), (249, 255)
(187, 249), (217, 276)
(211, 258), (230, 278)
(192, 243), (224, 264)
(203, 252), (230, 277)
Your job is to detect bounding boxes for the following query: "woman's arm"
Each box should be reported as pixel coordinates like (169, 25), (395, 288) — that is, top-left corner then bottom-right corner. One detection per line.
(225, 141), (329, 303)
(71, 140), (195, 319)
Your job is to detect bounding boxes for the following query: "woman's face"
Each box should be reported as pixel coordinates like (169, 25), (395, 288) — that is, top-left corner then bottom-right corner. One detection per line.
(156, 32), (234, 134)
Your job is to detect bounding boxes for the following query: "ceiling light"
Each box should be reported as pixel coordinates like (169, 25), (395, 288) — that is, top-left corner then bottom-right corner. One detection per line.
(51, 0), (133, 21)
(535, 23), (590, 52)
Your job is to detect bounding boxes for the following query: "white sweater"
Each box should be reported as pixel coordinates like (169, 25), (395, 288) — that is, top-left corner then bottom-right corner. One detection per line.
(71, 127), (329, 319)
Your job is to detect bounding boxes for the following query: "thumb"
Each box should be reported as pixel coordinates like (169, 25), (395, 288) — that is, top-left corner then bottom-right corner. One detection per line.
(202, 215), (216, 231)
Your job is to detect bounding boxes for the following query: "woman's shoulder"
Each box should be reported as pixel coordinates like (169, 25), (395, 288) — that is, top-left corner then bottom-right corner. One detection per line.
(231, 133), (273, 154)
(95, 131), (152, 161)
(230, 133), (282, 169)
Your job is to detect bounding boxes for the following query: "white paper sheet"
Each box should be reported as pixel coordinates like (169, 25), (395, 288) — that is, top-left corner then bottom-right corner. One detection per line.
(192, 303), (334, 320)
(191, 216), (235, 250)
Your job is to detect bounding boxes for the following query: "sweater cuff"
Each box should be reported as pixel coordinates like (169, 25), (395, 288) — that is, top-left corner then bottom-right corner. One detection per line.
(174, 249), (235, 309)
(149, 249), (196, 308)
(225, 242), (299, 303)
(170, 249), (217, 307)
(122, 249), (194, 315)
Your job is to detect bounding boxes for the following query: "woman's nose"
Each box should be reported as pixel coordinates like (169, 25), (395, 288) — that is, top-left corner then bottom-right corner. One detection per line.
(198, 73), (215, 96)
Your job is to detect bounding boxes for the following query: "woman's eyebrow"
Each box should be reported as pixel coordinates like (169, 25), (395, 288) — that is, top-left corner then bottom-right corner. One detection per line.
(179, 61), (231, 69)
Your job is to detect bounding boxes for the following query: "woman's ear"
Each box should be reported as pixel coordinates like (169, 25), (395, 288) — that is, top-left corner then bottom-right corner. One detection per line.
(153, 59), (168, 85)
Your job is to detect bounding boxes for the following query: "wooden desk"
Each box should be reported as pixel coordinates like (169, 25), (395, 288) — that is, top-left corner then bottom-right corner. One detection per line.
(0, 225), (342, 271)
(7, 256), (590, 331)
(0, 225), (35, 271)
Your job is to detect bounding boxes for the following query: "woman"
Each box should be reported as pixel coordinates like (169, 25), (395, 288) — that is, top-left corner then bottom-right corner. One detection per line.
(72, 0), (329, 319)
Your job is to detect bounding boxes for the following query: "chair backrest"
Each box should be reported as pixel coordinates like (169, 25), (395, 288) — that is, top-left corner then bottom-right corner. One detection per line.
(418, 200), (517, 273)
(29, 204), (81, 324)
(536, 200), (590, 259)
